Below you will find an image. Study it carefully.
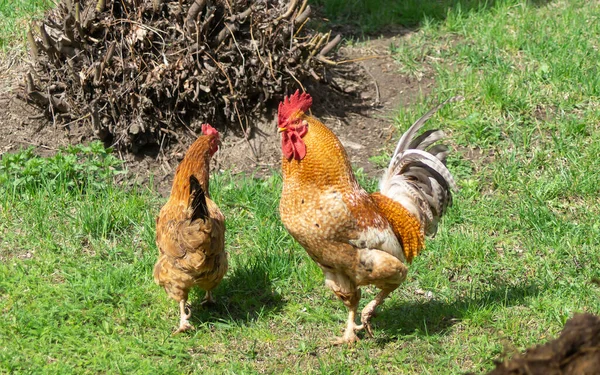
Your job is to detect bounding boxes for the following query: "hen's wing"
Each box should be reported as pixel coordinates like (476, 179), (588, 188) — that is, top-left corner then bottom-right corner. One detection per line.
(156, 176), (218, 262)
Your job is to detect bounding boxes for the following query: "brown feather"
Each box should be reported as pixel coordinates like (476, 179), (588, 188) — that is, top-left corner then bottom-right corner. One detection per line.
(154, 133), (227, 305)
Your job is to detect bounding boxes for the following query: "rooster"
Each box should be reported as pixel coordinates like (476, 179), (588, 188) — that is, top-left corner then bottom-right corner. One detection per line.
(277, 91), (460, 344)
(154, 124), (227, 334)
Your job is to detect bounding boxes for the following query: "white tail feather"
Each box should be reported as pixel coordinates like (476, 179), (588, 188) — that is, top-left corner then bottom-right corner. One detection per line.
(379, 96), (462, 236)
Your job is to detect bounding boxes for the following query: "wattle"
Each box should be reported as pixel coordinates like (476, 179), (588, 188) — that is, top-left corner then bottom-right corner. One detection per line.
(281, 130), (307, 161)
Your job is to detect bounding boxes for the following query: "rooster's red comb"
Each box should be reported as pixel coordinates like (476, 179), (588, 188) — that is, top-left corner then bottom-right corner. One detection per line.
(201, 123), (219, 136)
(278, 90), (313, 125)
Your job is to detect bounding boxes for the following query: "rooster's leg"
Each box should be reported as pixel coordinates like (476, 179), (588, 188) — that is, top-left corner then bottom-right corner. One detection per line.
(324, 271), (363, 344)
(357, 249), (408, 337)
(335, 303), (366, 345)
(361, 288), (394, 337)
(173, 299), (194, 335)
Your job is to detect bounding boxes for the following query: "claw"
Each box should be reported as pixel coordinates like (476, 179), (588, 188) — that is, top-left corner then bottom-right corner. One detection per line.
(363, 320), (374, 338)
(361, 300), (377, 338)
(333, 320), (363, 345)
(172, 321), (194, 335)
(183, 303), (192, 319)
(172, 300), (194, 335)
(201, 291), (216, 306)
(331, 333), (359, 345)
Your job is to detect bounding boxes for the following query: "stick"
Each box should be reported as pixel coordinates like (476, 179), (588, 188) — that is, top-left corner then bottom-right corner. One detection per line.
(319, 34), (341, 56)
(96, 0), (105, 13)
(27, 29), (39, 64)
(276, 0), (298, 21)
(185, 0), (206, 35)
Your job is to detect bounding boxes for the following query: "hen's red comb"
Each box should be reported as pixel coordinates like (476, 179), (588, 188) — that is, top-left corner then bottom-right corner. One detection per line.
(201, 123), (219, 136)
(278, 90), (313, 125)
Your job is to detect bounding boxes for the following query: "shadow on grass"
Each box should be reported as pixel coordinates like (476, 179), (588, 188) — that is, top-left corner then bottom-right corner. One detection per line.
(188, 257), (285, 325)
(314, 0), (554, 37)
(373, 283), (540, 343)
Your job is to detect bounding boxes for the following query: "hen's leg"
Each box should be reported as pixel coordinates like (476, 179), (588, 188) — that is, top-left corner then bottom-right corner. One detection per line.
(173, 299), (194, 334)
(201, 290), (216, 306)
(324, 271), (363, 344)
(356, 249), (408, 337)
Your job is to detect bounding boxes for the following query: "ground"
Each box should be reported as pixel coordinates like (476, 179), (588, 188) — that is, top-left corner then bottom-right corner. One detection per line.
(2, 1), (600, 374)
(0, 35), (431, 196)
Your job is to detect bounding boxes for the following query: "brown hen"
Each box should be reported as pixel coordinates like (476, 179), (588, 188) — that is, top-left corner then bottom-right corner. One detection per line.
(154, 124), (227, 334)
(277, 91), (460, 344)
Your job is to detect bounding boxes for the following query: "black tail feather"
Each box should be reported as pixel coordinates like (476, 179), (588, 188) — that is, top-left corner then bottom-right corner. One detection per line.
(189, 175), (209, 222)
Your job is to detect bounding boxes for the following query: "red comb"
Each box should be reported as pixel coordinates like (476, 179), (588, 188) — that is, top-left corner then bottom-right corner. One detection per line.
(278, 90), (313, 125)
(201, 123), (219, 136)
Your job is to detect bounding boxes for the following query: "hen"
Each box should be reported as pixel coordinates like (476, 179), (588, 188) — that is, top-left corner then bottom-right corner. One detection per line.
(154, 124), (227, 334)
(277, 91), (460, 344)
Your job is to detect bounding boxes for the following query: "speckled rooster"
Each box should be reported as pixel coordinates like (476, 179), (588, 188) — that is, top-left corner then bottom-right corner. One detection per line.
(278, 91), (460, 344)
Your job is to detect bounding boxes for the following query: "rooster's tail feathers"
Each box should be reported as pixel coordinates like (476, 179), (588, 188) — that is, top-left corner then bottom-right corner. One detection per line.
(380, 96), (461, 236)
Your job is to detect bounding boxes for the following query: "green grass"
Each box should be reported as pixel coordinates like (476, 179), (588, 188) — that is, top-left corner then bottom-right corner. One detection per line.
(2, 0), (600, 373)
(0, 0), (53, 49)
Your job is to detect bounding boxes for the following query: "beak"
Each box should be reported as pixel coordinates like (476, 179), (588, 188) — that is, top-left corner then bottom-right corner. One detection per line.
(277, 127), (286, 133)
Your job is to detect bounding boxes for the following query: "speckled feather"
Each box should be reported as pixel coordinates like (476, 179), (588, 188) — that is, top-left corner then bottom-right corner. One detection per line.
(370, 193), (424, 263)
(279, 99), (458, 268)
(279, 114), (409, 273)
(154, 133), (227, 303)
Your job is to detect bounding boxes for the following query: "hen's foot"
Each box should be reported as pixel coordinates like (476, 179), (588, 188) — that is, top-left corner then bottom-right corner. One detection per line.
(201, 291), (216, 306)
(173, 320), (194, 335)
(331, 333), (359, 345)
(172, 300), (194, 335)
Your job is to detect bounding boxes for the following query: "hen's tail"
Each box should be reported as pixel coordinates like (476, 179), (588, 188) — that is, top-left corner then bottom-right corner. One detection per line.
(379, 97), (462, 237)
(189, 175), (209, 222)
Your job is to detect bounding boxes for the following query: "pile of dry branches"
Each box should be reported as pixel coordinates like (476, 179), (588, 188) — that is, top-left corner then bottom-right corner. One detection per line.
(22, 0), (340, 152)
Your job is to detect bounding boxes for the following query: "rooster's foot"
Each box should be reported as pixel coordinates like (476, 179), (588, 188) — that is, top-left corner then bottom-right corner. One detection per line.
(331, 322), (364, 345)
(361, 300), (378, 338)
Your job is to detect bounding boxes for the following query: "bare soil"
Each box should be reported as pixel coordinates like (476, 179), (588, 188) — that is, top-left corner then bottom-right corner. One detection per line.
(486, 313), (600, 375)
(0, 35), (433, 196)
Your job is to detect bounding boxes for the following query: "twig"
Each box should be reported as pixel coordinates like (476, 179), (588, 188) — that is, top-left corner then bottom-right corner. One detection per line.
(47, 86), (57, 128)
(317, 54), (386, 65)
(96, 0), (105, 12)
(276, 0), (298, 21)
(294, 5), (311, 25)
(362, 63), (380, 104)
(285, 67), (305, 92)
(202, 52), (234, 95)
(267, 51), (276, 80)
(16, 140), (56, 151)
(185, 0), (207, 35)
(293, 16), (310, 38)
(225, 23), (244, 67)
(319, 34), (341, 56)
(297, 0), (309, 17)
(61, 113), (91, 128)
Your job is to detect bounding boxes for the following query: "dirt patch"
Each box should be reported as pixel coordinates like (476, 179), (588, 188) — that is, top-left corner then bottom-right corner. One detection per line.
(0, 35), (434, 196)
(0, 52), (72, 157)
(486, 313), (600, 375)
